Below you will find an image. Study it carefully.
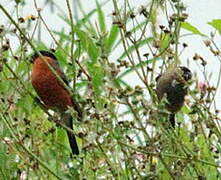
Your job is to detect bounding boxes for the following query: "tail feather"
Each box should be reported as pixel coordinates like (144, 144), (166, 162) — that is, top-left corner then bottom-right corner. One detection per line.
(63, 113), (79, 155)
(169, 113), (175, 128)
(67, 128), (79, 155)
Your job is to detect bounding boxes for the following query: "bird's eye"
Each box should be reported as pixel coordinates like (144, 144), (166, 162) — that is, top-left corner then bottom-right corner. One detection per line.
(183, 71), (192, 81)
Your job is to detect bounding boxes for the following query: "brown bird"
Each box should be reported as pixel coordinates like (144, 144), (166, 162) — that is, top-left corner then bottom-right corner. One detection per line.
(31, 50), (82, 155)
(156, 66), (192, 128)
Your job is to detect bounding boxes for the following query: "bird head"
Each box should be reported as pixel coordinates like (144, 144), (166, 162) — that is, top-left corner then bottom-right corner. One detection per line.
(30, 50), (57, 63)
(179, 66), (192, 81)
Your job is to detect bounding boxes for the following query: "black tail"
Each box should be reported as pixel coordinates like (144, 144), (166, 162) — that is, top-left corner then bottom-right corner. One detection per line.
(67, 128), (79, 155)
(169, 113), (175, 128)
(64, 114), (79, 155)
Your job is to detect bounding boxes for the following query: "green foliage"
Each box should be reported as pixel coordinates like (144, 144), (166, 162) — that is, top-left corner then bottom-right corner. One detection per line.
(0, 0), (220, 179)
(181, 22), (206, 36)
(208, 19), (221, 35)
(96, 0), (106, 33)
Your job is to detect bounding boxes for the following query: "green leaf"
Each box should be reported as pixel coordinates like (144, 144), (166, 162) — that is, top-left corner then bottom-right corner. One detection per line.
(113, 20), (148, 52)
(160, 33), (171, 52)
(181, 104), (192, 114)
(56, 128), (69, 151)
(53, 30), (69, 40)
(87, 62), (104, 108)
(181, 22), (206, 36)
(59, 8), (95, 29)
(74, 27), (99, 63)
(118, 37), (153, 60)
(129, 21), (147, 34)
(105, 25), (119, 55)
(15, 60), (28, 75)
(58, 9), (97, 37)
(54, 49), (69, 68)
(116, 78), (132, 88)
(32, 41), (48, 50)
(117, 58), (158, 79)
(59, 0), (109, 36)
(208, 19), (221, 35)
(96, 0), (106, 33)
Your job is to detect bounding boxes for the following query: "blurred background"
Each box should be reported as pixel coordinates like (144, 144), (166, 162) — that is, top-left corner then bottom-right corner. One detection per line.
(1, 0), (221, 179)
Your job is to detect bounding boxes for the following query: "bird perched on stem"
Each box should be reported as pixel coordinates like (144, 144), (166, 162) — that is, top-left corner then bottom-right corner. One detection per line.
(156, 66), (192, 128)
(31, 50), (82, 155)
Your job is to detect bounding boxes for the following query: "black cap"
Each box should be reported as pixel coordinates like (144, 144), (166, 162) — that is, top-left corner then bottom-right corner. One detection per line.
(30, 50), (57, 63)
(179, 66), (192, 81)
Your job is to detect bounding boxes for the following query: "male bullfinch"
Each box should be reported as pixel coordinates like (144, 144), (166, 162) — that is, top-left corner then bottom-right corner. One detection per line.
(31, 50), (81, 155)
(156, 66), (192, 128)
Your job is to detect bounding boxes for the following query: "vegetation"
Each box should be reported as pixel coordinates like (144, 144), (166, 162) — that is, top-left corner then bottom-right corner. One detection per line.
(0, 0), (221, 179)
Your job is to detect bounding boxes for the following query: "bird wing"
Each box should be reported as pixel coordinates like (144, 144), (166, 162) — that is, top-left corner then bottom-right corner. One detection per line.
(51, 60), (69, 85)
